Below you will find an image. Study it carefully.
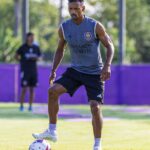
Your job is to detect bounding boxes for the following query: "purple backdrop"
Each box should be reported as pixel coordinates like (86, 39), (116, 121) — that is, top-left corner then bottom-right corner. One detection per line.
(0, 63), (150, 105)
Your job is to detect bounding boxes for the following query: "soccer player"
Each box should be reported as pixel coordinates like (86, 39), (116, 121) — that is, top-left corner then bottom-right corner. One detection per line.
(33, 0), (114, 149)
(16, 32), (41, 112)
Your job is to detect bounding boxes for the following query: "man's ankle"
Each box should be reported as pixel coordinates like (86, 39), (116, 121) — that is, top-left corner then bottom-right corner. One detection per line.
(49, 123), (57, 131)
(20, 103), (23, 107)
(94, 138), (101, 147)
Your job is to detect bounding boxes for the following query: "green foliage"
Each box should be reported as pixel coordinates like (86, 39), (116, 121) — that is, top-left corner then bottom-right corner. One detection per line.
(29, 0), (59, 61)
(0, 0), (21, 62)
(0, 0), (59, 63)
(0, 0), (14, 30)
(126, 0), (150, 63)
(0, 28), (20, 62)
(88, 0), (150, 63)
(0, 0), (150, 63)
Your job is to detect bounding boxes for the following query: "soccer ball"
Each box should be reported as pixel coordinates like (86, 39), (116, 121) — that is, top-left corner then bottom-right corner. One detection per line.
(29, 139), (51, 150)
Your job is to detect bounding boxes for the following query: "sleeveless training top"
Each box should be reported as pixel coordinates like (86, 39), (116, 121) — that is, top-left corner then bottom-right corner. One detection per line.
(61, 16), (103, 75)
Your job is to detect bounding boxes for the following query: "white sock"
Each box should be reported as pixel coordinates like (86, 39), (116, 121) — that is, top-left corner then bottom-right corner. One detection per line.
(49, 124), (56, 131)
(94, 138), (101, 147)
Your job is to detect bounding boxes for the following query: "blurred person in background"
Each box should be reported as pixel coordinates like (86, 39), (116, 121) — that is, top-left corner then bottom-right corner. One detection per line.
(15, 32), (42, 112)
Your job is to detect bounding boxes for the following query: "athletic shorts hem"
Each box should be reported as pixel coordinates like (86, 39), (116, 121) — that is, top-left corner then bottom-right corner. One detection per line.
(88, 98), (104, 104)
(54, 80), (74, 97)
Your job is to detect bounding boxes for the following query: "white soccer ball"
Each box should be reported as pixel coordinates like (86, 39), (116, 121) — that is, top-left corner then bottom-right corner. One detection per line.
(29, 139), (51, 150)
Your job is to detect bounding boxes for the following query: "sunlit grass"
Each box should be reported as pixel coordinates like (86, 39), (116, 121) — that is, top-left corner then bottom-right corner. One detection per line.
(0, 103), (150, 150)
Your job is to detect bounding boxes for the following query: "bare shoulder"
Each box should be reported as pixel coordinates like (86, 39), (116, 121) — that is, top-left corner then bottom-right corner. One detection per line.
(58, 26), (64, 39)
(95, 21), (106, 36)
(95, 21), (113, 47)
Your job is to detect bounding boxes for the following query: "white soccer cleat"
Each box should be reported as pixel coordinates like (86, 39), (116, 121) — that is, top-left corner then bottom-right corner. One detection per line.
(32, 129), (57, 142)
(93, 146), (102, 150)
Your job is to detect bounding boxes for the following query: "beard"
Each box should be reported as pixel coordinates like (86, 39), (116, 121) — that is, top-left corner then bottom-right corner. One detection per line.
(71, 14), (78, 19)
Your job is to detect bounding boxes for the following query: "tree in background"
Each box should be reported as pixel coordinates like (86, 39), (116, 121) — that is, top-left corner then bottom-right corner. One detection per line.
(0, 0), (59, 63)
(126, 0), (150, 63)
(29, 0), (59, 61)
(0, 0), (21, 62)
(14, 0), (21, 37)
(0, 0), (150, 63)
(87, 0), (150, 64)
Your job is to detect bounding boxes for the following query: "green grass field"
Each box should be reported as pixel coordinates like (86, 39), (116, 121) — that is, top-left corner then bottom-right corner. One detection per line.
(0, 103), (150, 150)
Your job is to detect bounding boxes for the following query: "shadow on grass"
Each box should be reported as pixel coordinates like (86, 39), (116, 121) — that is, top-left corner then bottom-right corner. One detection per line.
(102, 109), (150, 120)
(0, 104), (150, 121)
(0, 107), (48, 120)
(61, 105), (150, 120)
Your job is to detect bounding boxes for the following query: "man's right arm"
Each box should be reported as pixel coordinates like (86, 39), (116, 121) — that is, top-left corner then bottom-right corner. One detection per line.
(15, 46), (22, 61)
(49, 27), (66, 84)
(15, 53), (20, 61)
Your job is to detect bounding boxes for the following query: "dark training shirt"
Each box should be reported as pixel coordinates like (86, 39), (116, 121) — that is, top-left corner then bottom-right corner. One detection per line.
(16, 43), (41, 73)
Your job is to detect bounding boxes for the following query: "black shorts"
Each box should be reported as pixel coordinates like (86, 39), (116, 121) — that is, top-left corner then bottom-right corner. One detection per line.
(20, 70), (38, 87)
(54, 68), (105, 103)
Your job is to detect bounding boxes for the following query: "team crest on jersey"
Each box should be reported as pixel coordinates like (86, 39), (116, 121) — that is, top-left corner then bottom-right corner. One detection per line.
(84, 32), (92, 41)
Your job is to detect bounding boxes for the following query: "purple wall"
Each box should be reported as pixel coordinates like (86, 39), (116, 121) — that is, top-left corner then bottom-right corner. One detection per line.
(0, 63), (150, 105)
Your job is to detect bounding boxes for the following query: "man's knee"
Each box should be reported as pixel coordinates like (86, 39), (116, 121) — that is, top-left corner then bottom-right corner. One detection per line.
(48, 84), (67, 97)
(21, 87), (27, 94)
(48, 87), (59, 98)
(90, 101), (101, 116)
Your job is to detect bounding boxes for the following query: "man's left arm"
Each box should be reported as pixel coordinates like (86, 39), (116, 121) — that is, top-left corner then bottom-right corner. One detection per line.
(36, 46), (42, 61)
(96, 22), (115, 81)
(15, 46), (22, 61)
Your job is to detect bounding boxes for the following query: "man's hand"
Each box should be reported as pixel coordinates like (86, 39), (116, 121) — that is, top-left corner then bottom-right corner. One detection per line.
(49, 71), (56, 86)
(30, 56), (38, 61)
(15, 54), (20, 61)
(101, 65), (111, 81)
